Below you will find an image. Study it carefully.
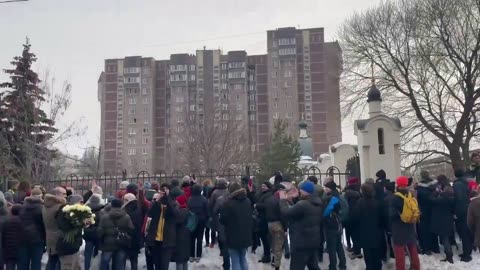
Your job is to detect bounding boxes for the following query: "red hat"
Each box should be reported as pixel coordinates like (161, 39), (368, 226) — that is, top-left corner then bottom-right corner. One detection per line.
(348, 177), (360, 185)
(468, 181), (478, 192)
(396, 176), (409, 188)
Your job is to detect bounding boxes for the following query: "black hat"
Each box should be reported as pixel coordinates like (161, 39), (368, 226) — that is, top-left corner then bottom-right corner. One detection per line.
(324, 180), (337, 190)
(111, 198), (122, 208)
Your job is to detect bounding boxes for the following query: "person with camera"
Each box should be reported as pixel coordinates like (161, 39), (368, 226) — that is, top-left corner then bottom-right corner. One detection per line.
(144, 184), (180, 270)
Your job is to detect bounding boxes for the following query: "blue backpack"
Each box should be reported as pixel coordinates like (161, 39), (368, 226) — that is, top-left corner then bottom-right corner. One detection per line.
(186, 211), (198, 232)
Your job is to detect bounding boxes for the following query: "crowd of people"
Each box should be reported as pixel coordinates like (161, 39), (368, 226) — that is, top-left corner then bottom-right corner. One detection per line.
(0, 164), (479, 270)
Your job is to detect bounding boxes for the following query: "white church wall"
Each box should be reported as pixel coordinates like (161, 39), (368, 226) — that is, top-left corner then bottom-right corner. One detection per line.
(357, 117), (401, 181)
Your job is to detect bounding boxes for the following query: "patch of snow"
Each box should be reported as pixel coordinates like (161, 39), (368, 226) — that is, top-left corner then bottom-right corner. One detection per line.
(42, 241), (480, 270)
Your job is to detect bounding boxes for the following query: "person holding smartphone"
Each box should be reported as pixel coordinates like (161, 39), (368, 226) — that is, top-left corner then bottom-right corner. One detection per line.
(144, 184), (180, 270)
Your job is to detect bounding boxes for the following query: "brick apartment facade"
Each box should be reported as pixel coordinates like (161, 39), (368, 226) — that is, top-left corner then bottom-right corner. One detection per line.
(98, 27), (343, 175)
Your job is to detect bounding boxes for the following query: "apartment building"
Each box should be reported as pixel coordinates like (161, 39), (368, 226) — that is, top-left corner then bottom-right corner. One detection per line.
(98, 27), (342, 174)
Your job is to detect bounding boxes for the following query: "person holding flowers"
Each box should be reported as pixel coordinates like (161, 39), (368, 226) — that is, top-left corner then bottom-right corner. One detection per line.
(56, 194), (94, 270)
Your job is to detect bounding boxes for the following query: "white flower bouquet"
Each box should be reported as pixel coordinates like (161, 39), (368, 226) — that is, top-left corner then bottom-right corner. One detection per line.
(61, 204), (95, 243)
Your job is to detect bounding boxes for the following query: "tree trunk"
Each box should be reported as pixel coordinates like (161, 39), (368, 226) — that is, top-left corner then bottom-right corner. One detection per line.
(449, 145), (466, 173)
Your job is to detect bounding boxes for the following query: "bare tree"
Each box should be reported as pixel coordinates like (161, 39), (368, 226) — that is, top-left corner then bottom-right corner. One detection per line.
(339, 0), (480, 171)
(171, 105), (254, 173)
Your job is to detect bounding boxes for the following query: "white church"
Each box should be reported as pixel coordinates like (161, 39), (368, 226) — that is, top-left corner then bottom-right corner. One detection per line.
(298, 81), (402, 186)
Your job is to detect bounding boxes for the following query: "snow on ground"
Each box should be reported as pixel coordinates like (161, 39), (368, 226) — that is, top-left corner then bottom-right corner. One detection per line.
(43, 242), (480, 270)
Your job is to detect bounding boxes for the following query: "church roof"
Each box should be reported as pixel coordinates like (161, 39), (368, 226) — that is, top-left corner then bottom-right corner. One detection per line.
(355, 116), (402, 131)
(367, 83), (382, 102)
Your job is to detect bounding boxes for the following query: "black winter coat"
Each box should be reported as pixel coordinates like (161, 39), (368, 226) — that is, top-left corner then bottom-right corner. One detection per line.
(56, 205), (83, 256)
(279, 195), (323, 252)
(171, 208), (190, 263)
(0, 210), (11, 262)
(416, 180), (437, 224)
(255, 190), (273, 222)
(83, 202), (104, 243)
(453, 177), (470, 218)
(389, 190), (417, 245)
(123, 200), (144, 254)
(220, 189), (253, 249)
(430, 188), (455, 236)
(20, 197), (46, 244)
(2, 215), (23, 260)
(351, 197), (384, 249)
(97, 208), (134, 252)
(145, 197), (180, 248)
(188, 186), (209, 223)
(343, 183), (361, 225)
(264, 193), (283, 223)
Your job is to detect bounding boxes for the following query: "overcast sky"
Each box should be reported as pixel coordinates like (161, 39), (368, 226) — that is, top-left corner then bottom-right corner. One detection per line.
(0, 0), (382, 156)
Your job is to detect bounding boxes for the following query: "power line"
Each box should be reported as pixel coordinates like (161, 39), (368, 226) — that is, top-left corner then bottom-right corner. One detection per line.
(144, 31), (265, 48)
(0, 0), (28, 3)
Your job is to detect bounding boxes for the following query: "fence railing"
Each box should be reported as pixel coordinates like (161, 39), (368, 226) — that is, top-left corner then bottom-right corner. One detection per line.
(42, 166), (356, 198)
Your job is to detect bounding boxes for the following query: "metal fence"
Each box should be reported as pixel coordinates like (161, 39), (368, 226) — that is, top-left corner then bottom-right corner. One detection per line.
(43, 166), (357, 198)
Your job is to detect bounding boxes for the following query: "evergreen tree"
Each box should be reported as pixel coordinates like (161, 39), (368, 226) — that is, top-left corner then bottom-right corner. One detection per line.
(0, 39), (57, 180)
(259, 120), (301, 179)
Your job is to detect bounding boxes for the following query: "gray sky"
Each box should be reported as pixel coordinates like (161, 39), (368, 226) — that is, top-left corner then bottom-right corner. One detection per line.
(0, 0), (381, 156)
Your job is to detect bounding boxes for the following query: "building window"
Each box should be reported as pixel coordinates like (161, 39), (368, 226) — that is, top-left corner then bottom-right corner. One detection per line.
(236, 114), (243, 120)
(190, 65), (196, 71)
(272, 71), (277, 78)
(142, 137), (148, 144)
(175, 106), (184, 112)
(286, 112), (293, 118)
(128, 159), (132, 165)
(222, 83), (227, 90)
(129, 98), (136, 105)
(305, 94), (312, 100)
(128, 149), (136, 155)
(306, 112), (312, 120)
(249, 114), (255, 121)
(143, 128), (149, 134)
(222, 104), (229, 110)
(278, 38), (296, 46)
(284, 80), (291, 87)
(142, 148), (147, 155)
(143, 98), (149, 104)
(273, 102), (278, 108)
(190, 74), (196, 81)
(228, 62), (246, 69)
(223, 114), (229, 120)
(142, 88), (148, 95)
(176, 96), (184, 103)
(124, 67), (140, 74)
(378, 128), (385, 155)
(284, 70), (292, 77)
(142, 159), (147, 165)
(129, 128), (137, 135)
(251, 144), (256, 152)
(190, 105), (196, 111)
(236, 104), (242, 110)
(143, 107), (148, 114)
(273, 91), (278, 98)
(273, 112), (279, 119)
(124, 76), (140, 83)
(278, 47), (296, 55)
(249, 105), (256, 111)
(234, 84), (242, 90)
(249, 94), (256, 101)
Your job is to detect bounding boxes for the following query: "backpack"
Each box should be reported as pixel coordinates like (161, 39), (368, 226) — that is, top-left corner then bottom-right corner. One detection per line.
(394, 192), (420, 224)
(186, 211), (198, 232)
(112, 219), (132, 249)
(338, 195), (350, 224)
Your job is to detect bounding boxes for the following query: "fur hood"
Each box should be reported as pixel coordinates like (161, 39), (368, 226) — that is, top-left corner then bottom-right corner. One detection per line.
(229, 188), (247, 200)
(417, 179), (438, 188)
(44, 194), (66, 208)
